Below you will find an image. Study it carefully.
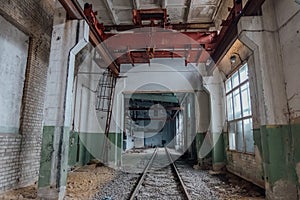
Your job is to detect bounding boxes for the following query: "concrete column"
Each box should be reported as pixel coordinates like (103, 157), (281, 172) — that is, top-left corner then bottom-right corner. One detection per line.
(37, 6), (89, 199)
(238, 0), (299, 199)
(203, 68), (226, 171)
(195, 89), (211, 163)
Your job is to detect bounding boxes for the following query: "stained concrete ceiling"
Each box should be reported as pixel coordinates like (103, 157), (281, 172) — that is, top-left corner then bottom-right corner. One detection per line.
(82, 0), (223, 26)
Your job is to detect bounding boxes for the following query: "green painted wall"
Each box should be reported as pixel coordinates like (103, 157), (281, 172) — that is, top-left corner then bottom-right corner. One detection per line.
(38, 126), (55, 188)
(212, 133), (225, 164)
(38, 126), (70, 188)
(68, 131), (79, 167)
(253, 128), (265, 181)
(68, 132), (122, 167)
(253, 129), (262, 154)
(108, 133), (122, 165)
(195, 132), (212, 161)
(261, 125), (299, 185)
(195, 132), (225, 167)
(79, 137), (95, 166)
(223, 132), (229, 163)
(292, 124), (300, 169)
(59, 127), (70, 187)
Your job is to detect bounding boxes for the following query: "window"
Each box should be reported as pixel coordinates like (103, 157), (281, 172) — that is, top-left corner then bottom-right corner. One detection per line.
(225, 64), (254, 153)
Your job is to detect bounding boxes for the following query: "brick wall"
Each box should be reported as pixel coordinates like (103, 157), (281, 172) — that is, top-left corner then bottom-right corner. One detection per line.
(0, 0), (54, 193)
(226, 151), (265, 188)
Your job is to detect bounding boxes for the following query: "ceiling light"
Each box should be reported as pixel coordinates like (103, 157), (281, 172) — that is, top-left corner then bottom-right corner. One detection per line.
(230, 55), (237, 64)
(230, 52), (242, 64)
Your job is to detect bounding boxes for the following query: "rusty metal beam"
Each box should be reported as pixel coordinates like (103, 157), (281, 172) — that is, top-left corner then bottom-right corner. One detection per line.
(103, 22), (214, 32)
(104, 31), (216, 51)
(59, 0), (82, 19)
(127, 47), (135, 66)
(114, 48), (210, 64)
(244, 0), (265, 16)
(89, 30), (119, 76)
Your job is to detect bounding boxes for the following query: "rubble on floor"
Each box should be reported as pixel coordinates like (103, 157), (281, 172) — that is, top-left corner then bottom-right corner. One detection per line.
(0, 185), (37, 200)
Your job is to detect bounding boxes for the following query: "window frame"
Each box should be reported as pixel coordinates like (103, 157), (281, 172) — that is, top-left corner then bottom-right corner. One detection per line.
(225, 63), (254, 154)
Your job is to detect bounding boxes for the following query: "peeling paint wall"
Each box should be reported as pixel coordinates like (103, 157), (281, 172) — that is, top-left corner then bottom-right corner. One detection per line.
(0, 15), (29, 134)
(233, 0), (300, 198)
(276, 2), (300, 123)
(0, 0), (54, 193)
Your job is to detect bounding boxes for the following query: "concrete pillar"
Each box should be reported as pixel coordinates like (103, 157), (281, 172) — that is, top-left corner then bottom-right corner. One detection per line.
(203, 68), (226, 171)
(37, 6), (89, 199)
(237, 0), (299, 198)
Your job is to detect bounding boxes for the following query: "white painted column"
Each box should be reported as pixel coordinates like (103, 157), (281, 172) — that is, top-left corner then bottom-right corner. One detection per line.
(202, 68), (226, 170)
(38, 10), (89, 199)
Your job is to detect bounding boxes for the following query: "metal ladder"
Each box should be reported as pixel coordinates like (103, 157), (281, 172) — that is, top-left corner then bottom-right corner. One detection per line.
(96, 69), (117, 163)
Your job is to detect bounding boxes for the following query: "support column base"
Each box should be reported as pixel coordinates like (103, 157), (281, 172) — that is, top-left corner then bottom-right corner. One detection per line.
(266, 181), (298, 200)
(37, 186), (66, 200)
(213, 162), (225, 171)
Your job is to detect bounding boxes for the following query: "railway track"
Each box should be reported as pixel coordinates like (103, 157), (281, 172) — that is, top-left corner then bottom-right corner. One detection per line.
(129, 147), (191, 200)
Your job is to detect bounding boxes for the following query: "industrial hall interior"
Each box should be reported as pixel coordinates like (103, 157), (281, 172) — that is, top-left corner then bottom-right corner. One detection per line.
(0, 0), (299, 199)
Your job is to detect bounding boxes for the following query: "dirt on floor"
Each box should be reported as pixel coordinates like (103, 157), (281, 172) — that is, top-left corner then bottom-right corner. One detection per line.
(0, 164), (115, 200)
(64, 164), (115, 200)
(208, 172), (265, 200)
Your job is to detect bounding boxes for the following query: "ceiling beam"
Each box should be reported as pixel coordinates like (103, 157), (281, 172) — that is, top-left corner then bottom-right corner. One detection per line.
(162, 0), (167, 9)
(113, 6), (132, 10)
(89, 32), (120, 75)
(58, 0), (82, 19)
(103, 0), (120, 25)
(133, 0), (140, 9)
(184, 0), (192, 23)
(103, 22), (214, 32)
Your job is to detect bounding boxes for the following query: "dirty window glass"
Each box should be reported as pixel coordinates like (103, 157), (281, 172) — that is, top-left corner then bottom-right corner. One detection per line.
(225, 63), (253, 153)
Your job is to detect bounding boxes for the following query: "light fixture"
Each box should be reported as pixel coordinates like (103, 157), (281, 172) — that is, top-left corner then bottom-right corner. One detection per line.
(230, 52), (242, 64)
(230, 55), (237, 64)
